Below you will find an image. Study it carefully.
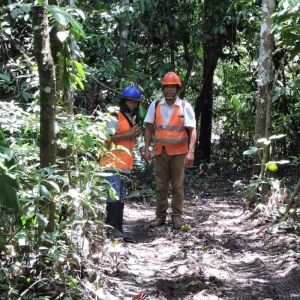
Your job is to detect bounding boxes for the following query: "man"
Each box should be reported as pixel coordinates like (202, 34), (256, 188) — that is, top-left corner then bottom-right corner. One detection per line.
(144, 72), (196, 229)
(101, 86), (142, 239)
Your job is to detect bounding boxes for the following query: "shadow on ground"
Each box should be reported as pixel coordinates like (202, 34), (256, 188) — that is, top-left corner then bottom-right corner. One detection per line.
(99, 173), (300, 300)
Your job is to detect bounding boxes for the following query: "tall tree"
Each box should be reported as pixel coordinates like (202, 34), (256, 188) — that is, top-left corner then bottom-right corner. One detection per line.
(179, 1), (196, 100)
(255, 0), (275, 182)
(120, 0), (129, 73)
(194, 0), (231, 162)
(68, 0), (77, 114)
(32, 1), (56, 232)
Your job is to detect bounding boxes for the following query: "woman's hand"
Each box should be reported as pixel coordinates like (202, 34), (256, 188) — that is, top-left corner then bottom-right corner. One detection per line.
(135, 125), (142, 137)
(131, 125), (141, 138)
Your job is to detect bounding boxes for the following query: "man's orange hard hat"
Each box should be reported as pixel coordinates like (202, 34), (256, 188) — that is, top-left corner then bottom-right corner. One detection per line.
(161, 72), (182, 86)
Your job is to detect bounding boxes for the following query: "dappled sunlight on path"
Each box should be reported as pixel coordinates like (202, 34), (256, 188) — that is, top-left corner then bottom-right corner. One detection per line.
(97, 177), (300, 299)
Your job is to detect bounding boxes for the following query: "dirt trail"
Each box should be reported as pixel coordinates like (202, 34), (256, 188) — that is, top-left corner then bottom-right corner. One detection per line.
(96, 175), (300, 300)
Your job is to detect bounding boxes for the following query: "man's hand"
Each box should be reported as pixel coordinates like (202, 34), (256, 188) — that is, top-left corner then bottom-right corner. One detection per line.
(185, 150), (194, 167)
(144, 148), (152, 164)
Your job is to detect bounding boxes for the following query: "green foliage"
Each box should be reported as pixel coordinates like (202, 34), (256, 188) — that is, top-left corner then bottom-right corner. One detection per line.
(59, 55), (86, 90)
(1, 0), (300, 296)
(131, 157), (156, 199)
(47, 5), (86, 40)
(0, 73), (13, 94)
(0, 3), (38, 101)
(134, 0), (153, 14)
(212, 60), (256, 172)
(234, 175), (263, 203)
(0, 124), (20, 213)
(47, 5), (87, 94)
(78, 0), (205, 104)
(272, 0), (300, 60)
(0, 2), (87, 103)
(0, 99), (111, 298)
(237, 134), (291, 206)
(243, 134), (290, 173)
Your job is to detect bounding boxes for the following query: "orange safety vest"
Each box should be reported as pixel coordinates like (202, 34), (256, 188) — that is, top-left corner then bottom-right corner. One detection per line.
(100, 112), (134, 171)
(154, 101), (189, 155)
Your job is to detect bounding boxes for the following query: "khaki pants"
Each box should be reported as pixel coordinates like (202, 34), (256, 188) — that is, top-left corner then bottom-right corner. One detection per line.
(154, 148), (186, 218)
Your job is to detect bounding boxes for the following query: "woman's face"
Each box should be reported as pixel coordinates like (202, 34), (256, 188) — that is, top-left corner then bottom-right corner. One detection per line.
(125, 99), (139, 112)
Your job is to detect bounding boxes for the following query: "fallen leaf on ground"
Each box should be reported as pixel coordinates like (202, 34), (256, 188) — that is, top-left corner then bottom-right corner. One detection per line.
(132, 291), (144, 300)
(181, 225), (192, 231)
(257, 227), (265, 234)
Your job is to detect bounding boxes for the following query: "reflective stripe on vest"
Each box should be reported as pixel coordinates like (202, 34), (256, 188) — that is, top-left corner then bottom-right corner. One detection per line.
(100, 112), (134, 170)
(154, 101), (188, 155)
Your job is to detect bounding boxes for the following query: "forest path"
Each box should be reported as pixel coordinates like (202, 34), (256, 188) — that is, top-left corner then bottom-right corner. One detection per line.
(97, 174), (300, 300)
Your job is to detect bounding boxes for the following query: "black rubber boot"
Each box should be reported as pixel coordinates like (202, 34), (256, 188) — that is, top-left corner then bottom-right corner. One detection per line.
(118, 202), (125, 234)
(118, 202), (136, 243)
(106, 202), (126, 238)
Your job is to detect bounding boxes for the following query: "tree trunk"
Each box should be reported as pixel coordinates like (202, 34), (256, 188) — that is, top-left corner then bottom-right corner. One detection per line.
(32, 2), (56, 232)
(180, 3), (194, 100)
(255, 0), (275, 181)
(120, 0), (129, 72)
(193, 0), (234, 164)
(194, 36), (223, 163)
(68, 0), (77, 114)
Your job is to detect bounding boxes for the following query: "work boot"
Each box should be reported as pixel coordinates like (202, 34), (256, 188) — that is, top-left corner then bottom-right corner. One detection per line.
(118, 202), (126, 234)
(118, 202), (136, 243)
(106, 202), (126, 238)
(150, 218), (166, 227)
(172, 216), (184, 229)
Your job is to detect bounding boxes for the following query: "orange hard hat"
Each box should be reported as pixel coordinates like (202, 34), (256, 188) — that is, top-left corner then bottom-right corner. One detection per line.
(161, 72), (182, 86)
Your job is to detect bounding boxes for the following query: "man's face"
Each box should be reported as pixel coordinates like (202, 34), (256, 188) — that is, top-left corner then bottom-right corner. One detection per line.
(125, 99), (139, 112)
(163, 84), (177, 99)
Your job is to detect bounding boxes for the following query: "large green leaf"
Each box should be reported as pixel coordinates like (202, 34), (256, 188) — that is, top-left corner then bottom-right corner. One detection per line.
(0, 172), (19, 190)
(0, 125), (19, 213)
(0, 146), (16, 168)
(62, 71), (71, 90)
(40, 185), (51, 200)
(243, 146), (258, 155)
(36, 213), (48, 229)
(47, 5), (86, 38)
(0, 178), (19, 213)
(0, 73), (11, 82)
(72, 61), (85, 78)
(0, 127), (9, 148)
(82, 134), (93, 148)
(290, 41), (300, 60)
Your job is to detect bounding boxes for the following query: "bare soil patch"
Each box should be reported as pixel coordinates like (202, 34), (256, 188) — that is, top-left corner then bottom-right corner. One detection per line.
(95, 172), (300, 300)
